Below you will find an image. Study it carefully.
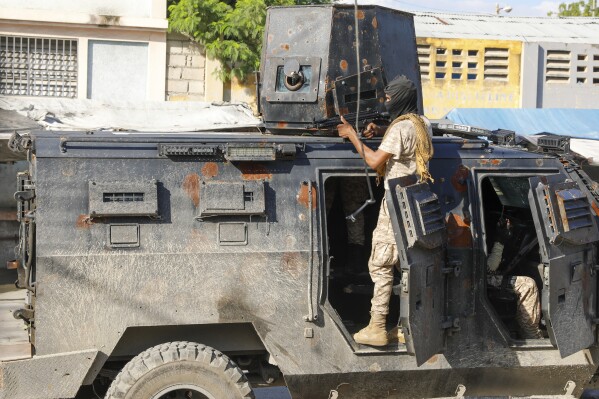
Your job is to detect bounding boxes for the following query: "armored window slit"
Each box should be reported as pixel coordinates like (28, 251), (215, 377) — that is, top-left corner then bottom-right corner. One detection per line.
(344, 89), (377, 104)
(392, 182), (446, 249)
(103, 192), (144, 203)
(89, 180), (158, 217)
(534, 179), (598, 245)
(556, 189), (593, 232)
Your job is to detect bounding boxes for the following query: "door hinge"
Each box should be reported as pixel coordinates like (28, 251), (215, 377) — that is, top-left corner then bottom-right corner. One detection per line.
(442, 260), (462, 277)
(441, 316), (461, 335)
(13, 307), (34, 323)
(400, 270), (409, 293)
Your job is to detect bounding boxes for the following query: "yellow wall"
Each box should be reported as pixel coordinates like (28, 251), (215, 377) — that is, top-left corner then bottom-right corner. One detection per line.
(417, 38), (521, 118)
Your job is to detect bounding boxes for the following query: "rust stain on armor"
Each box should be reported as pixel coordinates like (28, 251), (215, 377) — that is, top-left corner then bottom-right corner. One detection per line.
(297, 183), (317, 209)
(277, 121), (288, 128)
(281, 252), (305, 278)
(451, 165), (469, 193)
(372, 16), (378, 29)
(281, 43), (290, 51)
(463, 279), (472, 290)
(446, 213), (473, 248)
(201, 162), (219, 178)
(238, 163), (272, 180)
(357, 10), (365, 19)
(76, 214), (93, 229)
(182, 173), (200, 207)
(478, 159), (503, 166)
(0, 210), (17, 221)
(592, 201), (599, 217)
(340, 59), (348, 71)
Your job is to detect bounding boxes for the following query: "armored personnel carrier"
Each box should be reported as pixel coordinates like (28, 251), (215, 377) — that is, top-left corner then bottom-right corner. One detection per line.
(2, 5), (599, 399)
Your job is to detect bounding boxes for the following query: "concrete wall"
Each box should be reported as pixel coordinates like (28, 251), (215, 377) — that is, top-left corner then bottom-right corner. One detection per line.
(522, 42), (599, 109)
(166, 36), (257, 110)
(166, 33), (205, 101)
(417, 37), (522, 118)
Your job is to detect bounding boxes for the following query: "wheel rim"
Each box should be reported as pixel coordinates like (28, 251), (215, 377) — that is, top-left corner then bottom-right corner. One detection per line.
(151, 384), (217, 399)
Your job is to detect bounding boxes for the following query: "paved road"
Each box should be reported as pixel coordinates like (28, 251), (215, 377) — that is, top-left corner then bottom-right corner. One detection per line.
(254, 387), (292, 399)
(79, 386), (293, 399)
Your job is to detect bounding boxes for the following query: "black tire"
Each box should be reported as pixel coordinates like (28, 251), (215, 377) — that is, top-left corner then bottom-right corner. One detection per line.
(105, 341), (254, 399)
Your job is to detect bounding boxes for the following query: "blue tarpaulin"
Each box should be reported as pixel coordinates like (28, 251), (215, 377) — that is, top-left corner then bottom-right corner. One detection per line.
(445, 108), (599, 140)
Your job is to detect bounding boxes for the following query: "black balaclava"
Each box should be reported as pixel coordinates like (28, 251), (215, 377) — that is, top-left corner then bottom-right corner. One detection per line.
(384, 75), (418, 120)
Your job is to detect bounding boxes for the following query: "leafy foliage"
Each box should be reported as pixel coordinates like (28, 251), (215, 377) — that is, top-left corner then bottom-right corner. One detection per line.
(547, 0), (598, 16)
(168, 0), (331, 82)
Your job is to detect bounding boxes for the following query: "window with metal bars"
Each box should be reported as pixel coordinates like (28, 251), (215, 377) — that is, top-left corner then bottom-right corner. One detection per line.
(0, 35), (78, 97)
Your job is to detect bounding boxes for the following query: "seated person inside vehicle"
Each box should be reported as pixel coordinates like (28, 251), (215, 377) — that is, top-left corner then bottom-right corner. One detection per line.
(483, 176), (545, 340)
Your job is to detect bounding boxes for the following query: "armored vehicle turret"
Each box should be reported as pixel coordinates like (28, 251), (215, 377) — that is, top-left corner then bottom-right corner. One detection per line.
(259, 5), (422, 133)
(2, 5), (599, 399)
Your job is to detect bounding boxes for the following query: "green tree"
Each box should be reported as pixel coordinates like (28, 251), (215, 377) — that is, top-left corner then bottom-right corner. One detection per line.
(547, 0), (598, 16)
(168, 0), (331, 82)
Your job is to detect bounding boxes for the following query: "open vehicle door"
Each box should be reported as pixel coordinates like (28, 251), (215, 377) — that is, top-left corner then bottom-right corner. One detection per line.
(386, 179), (447, 366)
(528, 174), (599, 358)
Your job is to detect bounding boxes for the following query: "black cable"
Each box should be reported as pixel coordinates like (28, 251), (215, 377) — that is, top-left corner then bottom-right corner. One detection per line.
(347, 0), (375, 223)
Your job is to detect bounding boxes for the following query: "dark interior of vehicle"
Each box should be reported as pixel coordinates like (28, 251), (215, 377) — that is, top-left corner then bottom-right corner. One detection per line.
(481, 176), (546, 340)
(324, 174), (548, 343)
(323, 176), (401, 338)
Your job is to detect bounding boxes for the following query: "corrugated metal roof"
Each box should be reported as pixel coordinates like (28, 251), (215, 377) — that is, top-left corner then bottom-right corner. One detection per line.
(413, 12), (599, 43)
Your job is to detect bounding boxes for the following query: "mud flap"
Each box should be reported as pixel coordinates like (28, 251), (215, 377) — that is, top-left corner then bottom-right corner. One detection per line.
(528, 174), (599, 358)
(386, 179), (447, 366)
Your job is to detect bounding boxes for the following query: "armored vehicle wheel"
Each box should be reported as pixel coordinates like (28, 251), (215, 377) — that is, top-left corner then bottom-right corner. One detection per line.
(105, 341), (254, 399)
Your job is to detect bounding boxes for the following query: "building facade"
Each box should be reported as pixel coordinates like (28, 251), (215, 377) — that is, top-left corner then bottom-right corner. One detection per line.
(0, 0), (167, 101)
(414, 12), (599, 118)
(416, 37), (522, 118)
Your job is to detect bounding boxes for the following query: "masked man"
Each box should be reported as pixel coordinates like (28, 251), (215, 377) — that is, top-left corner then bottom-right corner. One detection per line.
(337, 75), (434, 346)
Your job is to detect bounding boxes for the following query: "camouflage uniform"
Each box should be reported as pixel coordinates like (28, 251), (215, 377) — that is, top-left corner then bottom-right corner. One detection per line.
(487, 274), (543, 339)
(487, 227), (543, 339)
(368, 118), (432, 315)
(325, 177), (367, 246)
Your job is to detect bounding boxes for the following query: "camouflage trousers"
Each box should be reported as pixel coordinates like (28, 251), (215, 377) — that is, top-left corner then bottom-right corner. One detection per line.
(325, 177), (368, 246)
(488, 274), (542, 339)
(368, 196), (399, 315)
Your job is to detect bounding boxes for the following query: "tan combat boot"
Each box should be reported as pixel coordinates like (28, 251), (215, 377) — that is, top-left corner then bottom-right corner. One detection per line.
(354, 313), (388, 346)
(387, 325), (406, 344)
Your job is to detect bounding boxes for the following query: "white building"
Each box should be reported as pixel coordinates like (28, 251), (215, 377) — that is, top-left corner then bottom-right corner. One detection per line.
(0, 0), (167, 101)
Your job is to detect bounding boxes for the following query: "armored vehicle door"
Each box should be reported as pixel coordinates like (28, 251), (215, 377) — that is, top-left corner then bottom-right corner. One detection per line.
(386, 179), (447, 366)
(528, 174), (599, 358)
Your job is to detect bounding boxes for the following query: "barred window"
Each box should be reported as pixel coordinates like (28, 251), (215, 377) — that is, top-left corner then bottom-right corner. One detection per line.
(0, 35), (78, 97)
